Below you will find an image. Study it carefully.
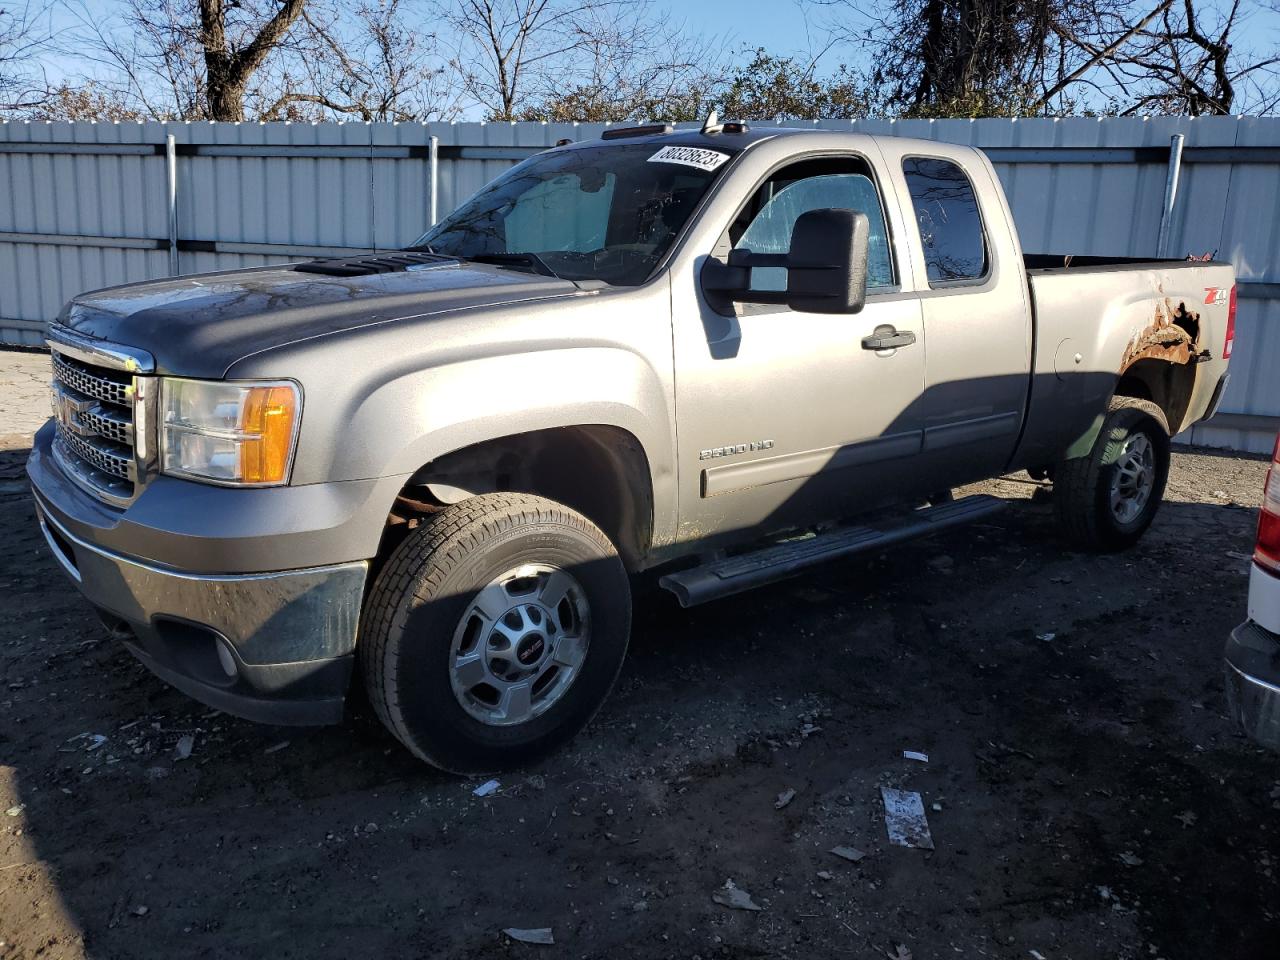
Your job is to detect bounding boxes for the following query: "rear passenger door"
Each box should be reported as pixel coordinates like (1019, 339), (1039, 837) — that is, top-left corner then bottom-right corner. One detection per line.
(880, 148), (1031, 484)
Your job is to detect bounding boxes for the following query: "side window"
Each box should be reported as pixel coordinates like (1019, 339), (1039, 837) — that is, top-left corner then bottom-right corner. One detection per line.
(731, 163), (895, 293)
(901, 157), (988, 284)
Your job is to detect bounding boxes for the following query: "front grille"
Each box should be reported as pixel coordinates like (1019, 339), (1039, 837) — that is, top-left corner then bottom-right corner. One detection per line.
(54, 421), (132, 480)
(49, 347), (141, 502)
(51, 352), (131, 406)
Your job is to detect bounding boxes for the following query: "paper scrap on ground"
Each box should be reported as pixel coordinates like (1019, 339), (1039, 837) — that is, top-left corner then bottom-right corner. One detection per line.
(903, 750), (928, 762)
(881, 787), (935, 850)
(774, 787), (797, 809)
(503, 927), (554, 945)
(829, 845), (865, 863)
(712, 879), (762, 911)
(473, 779), (501, 797)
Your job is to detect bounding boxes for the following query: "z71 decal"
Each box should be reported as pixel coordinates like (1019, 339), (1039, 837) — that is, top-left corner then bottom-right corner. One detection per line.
(1204, 287), (1229, 306)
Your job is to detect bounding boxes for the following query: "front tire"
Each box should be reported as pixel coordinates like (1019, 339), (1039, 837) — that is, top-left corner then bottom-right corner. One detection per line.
(1053, 397), (1171, 551)
(360, 493), (631, 773)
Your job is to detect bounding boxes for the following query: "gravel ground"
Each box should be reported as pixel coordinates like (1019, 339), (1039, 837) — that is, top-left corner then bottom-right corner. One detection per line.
(1, 348), (1278, 960)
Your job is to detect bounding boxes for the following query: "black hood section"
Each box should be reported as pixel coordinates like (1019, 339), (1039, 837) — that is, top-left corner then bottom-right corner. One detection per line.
(59, 260), (580, 378)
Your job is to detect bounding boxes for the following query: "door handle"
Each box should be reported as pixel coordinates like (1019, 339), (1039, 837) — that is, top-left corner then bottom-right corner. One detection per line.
(861, 326), (917, 351)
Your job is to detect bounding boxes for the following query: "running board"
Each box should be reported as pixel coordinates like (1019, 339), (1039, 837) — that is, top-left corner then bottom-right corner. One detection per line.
(658, 494), (1006, 607)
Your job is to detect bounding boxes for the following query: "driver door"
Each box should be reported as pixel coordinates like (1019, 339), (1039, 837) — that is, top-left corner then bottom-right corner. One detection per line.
(670, 153), (928, 546)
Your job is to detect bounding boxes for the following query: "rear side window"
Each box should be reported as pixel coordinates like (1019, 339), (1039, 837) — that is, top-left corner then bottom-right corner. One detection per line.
(902, 157), (988, 285)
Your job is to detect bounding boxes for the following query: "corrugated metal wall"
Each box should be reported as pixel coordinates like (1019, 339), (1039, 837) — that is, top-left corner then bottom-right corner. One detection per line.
(2, 117), (1277, 450)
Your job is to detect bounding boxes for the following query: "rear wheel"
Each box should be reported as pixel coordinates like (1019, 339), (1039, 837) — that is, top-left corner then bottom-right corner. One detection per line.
(1053, 397), (1170, 551)
(360, 493), (631, 773)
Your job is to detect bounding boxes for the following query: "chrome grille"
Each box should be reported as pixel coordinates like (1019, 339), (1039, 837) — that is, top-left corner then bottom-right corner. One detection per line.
(49, 345), (142, 503)
(55, 421), (132, 480)
(51, 351), (132, 406)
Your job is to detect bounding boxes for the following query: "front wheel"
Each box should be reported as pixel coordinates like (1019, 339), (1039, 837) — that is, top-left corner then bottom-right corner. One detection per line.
(360, 493), (631, 773)
(1053, 397), (1171, 551)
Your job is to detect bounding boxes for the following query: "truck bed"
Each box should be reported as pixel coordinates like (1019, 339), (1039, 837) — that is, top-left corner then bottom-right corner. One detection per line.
(1011, 254), (1235, 469)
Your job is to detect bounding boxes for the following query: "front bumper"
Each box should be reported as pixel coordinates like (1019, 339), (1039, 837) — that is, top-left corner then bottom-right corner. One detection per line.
(1224, 619), (1280, 752)
(28, 421), (380, 726)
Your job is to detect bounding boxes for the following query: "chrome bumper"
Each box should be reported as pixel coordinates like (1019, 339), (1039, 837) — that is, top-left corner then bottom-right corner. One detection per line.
(35, 499), (368, 725)
(1225, 619), (1280, 752)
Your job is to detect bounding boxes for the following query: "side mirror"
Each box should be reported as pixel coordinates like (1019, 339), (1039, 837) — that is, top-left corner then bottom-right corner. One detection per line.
(785, 209), (870, 314)
(701, 208), (870, 315)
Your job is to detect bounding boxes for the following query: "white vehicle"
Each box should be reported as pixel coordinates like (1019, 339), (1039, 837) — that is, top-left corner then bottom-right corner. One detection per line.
(1226, 434), (1280, 750)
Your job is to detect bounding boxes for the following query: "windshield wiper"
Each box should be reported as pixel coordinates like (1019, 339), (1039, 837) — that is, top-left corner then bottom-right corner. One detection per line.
(464, 252), (562, 280)
(402, 243), (438, 254)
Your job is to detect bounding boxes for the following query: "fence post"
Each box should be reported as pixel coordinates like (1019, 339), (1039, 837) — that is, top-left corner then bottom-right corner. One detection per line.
(1157, 133), (1184, 258)
(429, 135), (439, 227)
(165, 133), (179, 276)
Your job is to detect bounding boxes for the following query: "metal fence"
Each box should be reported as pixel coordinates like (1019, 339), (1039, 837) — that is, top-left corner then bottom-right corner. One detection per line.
(2, 117), (1277, 451)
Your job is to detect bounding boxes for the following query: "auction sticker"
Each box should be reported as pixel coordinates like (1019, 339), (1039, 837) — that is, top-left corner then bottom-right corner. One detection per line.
(647, 146), (730, 171)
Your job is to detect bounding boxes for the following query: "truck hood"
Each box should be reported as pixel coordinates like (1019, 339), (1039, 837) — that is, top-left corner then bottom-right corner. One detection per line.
(58, 261), (582, 378)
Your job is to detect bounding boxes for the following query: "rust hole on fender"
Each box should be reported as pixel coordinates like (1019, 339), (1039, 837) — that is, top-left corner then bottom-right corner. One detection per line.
(1121, 299), (1202, 371)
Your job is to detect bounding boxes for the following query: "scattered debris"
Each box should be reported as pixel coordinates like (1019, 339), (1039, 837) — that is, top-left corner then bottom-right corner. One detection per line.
(881, 787), (935, 850)
(263, 741), (290, 755)
(903, 750), (929, 763)
(85, 734), (108, 751)
(1119, 851), (1143, 867)
(525, 775), (546, 791)
(172, 735), (194, 761)
(885, 945), (912, 960)
(5, 805), (23, 817)
(712, 879), (762, 912)
(131, 905), (148, 917)
(473, 779), (501, 798)
(1226, 551), (1253, 562)
(1175, 810), (1198, 828)
(927, 555), (954, 575)
(775, 787), (797, 810)
(816, 870), (834, 881)
(503, 927), (554, 945)
(931, 802), (943, 812)
(1036, 632), (1056, 642)
(829, 845), (866, 863)
(1030, 950), (1047, 960)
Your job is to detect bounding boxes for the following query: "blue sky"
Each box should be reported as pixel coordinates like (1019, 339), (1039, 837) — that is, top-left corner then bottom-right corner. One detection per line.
(658, 0), (820, 60)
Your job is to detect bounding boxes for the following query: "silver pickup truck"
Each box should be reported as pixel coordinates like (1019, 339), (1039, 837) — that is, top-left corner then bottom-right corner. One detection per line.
(27, 122), (1235, 772)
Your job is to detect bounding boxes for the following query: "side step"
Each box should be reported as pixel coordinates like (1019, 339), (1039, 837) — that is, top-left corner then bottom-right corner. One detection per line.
(658, 494), (1006, 607)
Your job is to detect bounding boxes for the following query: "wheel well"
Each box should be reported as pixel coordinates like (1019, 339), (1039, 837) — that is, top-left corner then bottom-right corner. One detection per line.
(1115, 358), (1197, 435)
(380, 426), (655, 571)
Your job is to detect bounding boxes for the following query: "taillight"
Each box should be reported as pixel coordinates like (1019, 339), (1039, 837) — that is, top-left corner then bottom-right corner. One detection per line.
(1257, 434), (1280, 572)
(1224, 284), (1238, 359)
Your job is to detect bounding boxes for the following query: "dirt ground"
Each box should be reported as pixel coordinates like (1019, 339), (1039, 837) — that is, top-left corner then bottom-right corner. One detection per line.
(2, 349), (1278, 960)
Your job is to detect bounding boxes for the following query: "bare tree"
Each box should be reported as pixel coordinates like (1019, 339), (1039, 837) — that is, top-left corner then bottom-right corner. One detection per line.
(64, 0), (309, 120)
(515, 3), (722, 121)
(1108, 0), (1280, 114)
(279, 0), (461, 120)
(199, 0), (306, 120)
(0, 1), (51, 112)
(441, 0), (660, 120)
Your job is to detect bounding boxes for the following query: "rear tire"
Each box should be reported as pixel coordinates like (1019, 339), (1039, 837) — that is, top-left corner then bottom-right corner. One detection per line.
(360, 493), (631, 773)
(1053, 397), (1170, 551)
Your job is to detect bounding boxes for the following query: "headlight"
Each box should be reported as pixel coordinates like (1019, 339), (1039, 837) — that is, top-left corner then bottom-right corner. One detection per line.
(160, 378), (301, 486)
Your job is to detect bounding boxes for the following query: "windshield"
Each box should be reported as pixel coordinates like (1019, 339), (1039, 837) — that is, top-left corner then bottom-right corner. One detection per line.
(411, 142), (736, 286)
